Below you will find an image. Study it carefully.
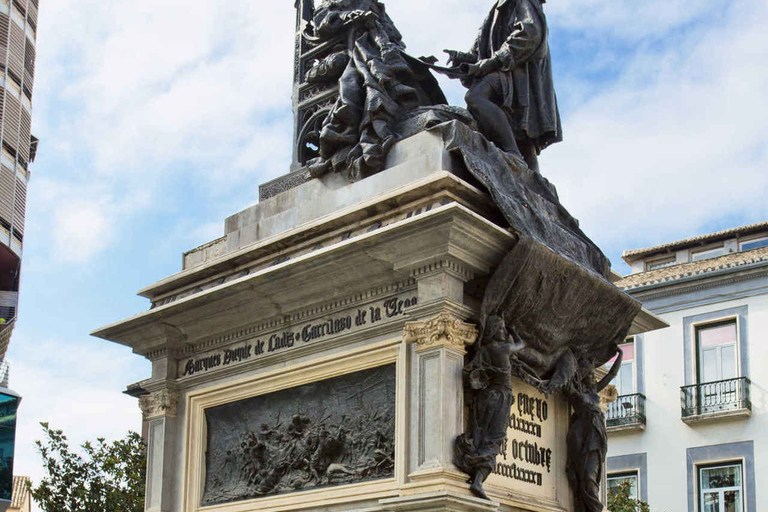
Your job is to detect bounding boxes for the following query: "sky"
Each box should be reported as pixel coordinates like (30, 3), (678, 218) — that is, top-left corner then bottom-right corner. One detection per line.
(7, 0), (768, 507)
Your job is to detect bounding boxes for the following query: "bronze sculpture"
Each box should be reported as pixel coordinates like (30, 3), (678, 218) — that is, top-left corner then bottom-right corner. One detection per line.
(455, 315), (522, 500)
(202, 365), (396, 505)
(287, 4), (643, 510)
(565, 348), (623, 512)
(303, 0), (446, 181)
(444, 0), (562, 172)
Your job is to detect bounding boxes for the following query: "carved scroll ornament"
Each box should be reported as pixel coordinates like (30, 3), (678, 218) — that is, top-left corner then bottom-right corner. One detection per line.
(139, 389), (180, 420)
(403, 312), (478, 353)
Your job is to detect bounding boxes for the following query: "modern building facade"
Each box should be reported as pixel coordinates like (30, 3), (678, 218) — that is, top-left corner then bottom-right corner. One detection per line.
(0, 0), (37, 509)
(608, 222), (768, 512)
(6, 477), (29, 512)
(0, 0), (37, 360)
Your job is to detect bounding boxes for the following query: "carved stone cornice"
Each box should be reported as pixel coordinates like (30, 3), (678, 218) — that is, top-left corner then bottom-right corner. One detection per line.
(410, 258), (476, 283)
(403, 313), (478, 354)
(139, 389), (180, 420)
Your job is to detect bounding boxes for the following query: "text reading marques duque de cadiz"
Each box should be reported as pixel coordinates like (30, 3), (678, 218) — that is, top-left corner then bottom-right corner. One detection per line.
(181, 296), (417, 377)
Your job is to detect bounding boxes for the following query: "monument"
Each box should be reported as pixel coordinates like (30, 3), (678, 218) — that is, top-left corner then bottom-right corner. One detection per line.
(93, 1), (666, 512)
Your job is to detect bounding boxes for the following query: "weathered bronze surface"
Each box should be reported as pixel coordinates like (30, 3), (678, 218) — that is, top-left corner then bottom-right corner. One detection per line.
(202, 364), (396, 505)
(286, 3), (642, 509)
(441, 0), (562, 172)
(565, 350), (622, 512)
(293, 0), (447, 181)
(455, 315), (518, 500)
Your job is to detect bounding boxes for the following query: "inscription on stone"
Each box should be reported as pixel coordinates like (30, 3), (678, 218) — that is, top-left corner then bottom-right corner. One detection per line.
(485, 379), (561, 500)
(181, 293), (416, 378)
(201, 364), (396, 506)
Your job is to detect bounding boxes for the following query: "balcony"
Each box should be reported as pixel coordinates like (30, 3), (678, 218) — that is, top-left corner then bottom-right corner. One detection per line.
(606, 393), (646, 432)
(681, 377), (751, 423)
(0, 290), (17, 323)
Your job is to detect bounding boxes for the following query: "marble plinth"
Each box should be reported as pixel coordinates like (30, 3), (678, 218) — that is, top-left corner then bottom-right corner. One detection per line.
(93, 128), (662, 512)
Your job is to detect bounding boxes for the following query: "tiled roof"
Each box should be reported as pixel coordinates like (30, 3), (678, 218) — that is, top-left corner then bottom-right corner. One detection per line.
(10, 476), (30, 509)
(622, 221), (768, 262)
(615, 246), (768, 290)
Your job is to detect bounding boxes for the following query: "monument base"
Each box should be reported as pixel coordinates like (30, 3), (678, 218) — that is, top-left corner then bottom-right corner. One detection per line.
(94, 127), (662, 512)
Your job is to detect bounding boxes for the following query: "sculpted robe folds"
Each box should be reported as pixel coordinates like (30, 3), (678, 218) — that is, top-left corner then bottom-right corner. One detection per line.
(471, 0), (562, 151)
(309, 0), (446, 181)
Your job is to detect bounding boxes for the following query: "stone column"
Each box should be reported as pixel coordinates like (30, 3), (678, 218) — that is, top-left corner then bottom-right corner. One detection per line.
(139, 388), (179, 512)
(403, 312), (478, 494)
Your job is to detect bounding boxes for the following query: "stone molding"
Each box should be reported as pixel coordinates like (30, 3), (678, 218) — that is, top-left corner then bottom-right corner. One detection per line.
(153, 192), (461, 308)
(403, 313), (478, 354)
(140, 389), (180, 420)
(411, 258), (476, 282)
(185, 279), (417, 354)
(380, 491), (499, 512)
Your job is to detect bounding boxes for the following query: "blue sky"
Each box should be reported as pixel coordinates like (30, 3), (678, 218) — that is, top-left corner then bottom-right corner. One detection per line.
(8, 0), (768, 504)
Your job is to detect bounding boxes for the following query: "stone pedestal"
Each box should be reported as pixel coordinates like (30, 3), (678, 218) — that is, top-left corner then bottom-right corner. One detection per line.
(94, 130), (660, 512)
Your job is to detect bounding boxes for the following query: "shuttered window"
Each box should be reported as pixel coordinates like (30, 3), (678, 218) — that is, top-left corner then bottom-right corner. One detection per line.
(26, 1), (37, 29)
(0, 13), (10, 68)
(12, 176), (24, 237)
(0, 166), (14, 228)
(18, 107), (29, 165)
(12, 1), (25, 16)
(2, 94), (20, 154)
(22, 37), (33, 97)
(7, 22), (23, 79)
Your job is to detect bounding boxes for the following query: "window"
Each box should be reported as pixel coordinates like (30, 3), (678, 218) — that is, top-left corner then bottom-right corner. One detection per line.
(699, 463), (744, 512)
(683, 308), (750, 420)
(608, 471), (639, 500)
(739, 236), (768, 252)
(692, 246), (726, 262)
(606, 339), (645, 426)
(696, 321), (738, 384)
(646, 256), (676, 271)
(609, 339), (635, 395)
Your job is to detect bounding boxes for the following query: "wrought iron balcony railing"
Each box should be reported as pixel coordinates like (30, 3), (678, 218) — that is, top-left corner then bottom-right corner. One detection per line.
(680, 377), (751, 419)
(606, 393), (646, 429)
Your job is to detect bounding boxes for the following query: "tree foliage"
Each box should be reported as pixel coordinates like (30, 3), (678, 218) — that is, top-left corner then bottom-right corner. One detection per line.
(607, 480), (651, 512)
(32, 422), (146, 512)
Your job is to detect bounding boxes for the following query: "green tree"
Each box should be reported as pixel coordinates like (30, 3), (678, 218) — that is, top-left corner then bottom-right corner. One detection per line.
(608, 480), (651, 512)
(32, 422), (146, 512)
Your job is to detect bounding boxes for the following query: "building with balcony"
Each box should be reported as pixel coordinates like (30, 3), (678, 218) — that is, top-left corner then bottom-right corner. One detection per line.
(0, 0), (36, 362)
(0, 0), (37, 510)
(607, 221), (768, 511)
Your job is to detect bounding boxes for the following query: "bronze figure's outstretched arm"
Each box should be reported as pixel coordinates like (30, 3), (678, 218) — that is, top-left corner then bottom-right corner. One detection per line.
(595, 346), (622, 392)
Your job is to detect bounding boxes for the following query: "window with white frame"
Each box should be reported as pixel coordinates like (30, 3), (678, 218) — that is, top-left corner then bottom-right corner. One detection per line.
(739, 236), (768, 252)
(699, 463), (744, 512)
(608, 471), (639, 500)
(696, 321), (738, 384)
(692, 246), (726, 262)
(646, 256), (675, 271)
(609, 339), (636, 396)
(606, 339), (638, 422)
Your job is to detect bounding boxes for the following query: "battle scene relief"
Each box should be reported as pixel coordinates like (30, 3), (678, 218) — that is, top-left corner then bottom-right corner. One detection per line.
(202, 364), (396, 506)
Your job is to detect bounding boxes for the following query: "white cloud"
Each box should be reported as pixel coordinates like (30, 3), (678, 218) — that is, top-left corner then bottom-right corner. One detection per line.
(52, 199), (113, 263)
(540, 0), (768, 262)
(25, 0), (299, 266)
(7, 3), (766, 512)
(545, 0), (727, 40)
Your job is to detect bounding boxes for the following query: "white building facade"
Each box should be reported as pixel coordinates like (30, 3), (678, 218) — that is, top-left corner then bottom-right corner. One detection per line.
(608, 222), (768, 512)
